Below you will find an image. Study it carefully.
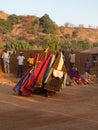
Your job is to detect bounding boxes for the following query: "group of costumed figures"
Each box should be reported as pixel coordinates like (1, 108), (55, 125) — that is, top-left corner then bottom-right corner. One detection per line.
(13, 48), (67, 97)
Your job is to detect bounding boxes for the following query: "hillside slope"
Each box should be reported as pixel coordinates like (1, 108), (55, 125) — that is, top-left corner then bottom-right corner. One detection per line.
(0, 11), (98, 47)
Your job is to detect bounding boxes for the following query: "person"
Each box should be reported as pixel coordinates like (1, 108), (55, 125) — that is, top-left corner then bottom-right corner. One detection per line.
(62, 50), (70, 73)
(85, 58), (92, 74)
(1, 49), (10, 73)
(93, 55), (97, 66)
(12, 50), (16, 56)
(69, 64), (87, 85)
(69, 50), (76, 68)
(69, 64), (80, 79)
(27, 53), (34, 68)
(17, 52), (25, 78)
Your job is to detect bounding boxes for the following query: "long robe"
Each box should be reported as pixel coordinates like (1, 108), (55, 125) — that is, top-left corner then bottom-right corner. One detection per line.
(13, 67), (34, 95)
(44, 52), (67, 91)
(20, 51), (51, 95)
(43, 54), (56, 84)
(35, 53), (53, 87)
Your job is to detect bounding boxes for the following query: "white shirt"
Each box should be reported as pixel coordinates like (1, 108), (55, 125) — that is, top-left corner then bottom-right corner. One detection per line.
(69, 53), (76, 63)
(2, 52), (9, 59)
(2, 52), (10, 63)
(17, 55), (25, 65)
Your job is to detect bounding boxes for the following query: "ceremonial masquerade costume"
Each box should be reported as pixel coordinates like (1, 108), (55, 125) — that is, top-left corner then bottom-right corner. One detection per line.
(13, 50), (67, 96)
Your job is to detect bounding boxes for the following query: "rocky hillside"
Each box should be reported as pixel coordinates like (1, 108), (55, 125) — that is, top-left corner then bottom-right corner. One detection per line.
(0, 11), (9, 20)
(0, 11), (98, 48)
(61, 27), (98, 42)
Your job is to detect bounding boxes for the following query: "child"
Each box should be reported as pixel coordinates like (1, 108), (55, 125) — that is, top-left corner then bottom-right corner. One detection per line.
(27, 53), (34, 68)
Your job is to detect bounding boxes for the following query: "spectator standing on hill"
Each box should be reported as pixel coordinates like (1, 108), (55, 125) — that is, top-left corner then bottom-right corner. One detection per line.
(17, 52), (25, 78)
(1, 49), (10, 73)
(69, 50), (76, 68)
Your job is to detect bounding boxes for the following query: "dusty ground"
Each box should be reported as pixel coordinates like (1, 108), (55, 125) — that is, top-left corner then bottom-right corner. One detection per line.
(0, 73), (98, 130)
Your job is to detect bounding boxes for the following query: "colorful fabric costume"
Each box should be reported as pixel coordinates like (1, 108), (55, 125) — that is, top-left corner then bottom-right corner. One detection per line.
(44, 51), (67, 91)
(13, 50), (67, 96)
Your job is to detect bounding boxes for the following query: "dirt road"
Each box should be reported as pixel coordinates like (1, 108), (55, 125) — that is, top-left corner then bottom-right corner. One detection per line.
(0, 74), (98, 130)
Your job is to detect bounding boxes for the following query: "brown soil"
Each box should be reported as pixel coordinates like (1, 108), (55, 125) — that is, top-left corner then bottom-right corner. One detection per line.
(0, 73), (98, 130)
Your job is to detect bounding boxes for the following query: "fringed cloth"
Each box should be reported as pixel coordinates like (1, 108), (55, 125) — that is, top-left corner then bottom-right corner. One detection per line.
(20, 52), (51, 95)
(44, 52), (67, 91)
(35, 54), (53, 87)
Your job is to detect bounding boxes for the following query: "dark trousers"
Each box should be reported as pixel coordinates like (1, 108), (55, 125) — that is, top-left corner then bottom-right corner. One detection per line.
(70, 62), (75, 68)
(17, 65), (24, 78)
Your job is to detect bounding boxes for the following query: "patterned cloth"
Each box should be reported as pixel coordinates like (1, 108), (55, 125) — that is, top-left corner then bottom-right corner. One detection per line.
(44, 52), (67, 91)
(13, 51), (67, 96)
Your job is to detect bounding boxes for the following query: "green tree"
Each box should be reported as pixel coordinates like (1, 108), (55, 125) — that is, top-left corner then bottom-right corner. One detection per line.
(3, 40), (44, 50)
(61, 40), (90, 51)
(8, 14), (24, 25)
(44, 35), (60, 52)
(39, 14), (57, 34)
(93, 42), (98, 47)
(4, 40), (34, 50)
(0, 19), (12, 33)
